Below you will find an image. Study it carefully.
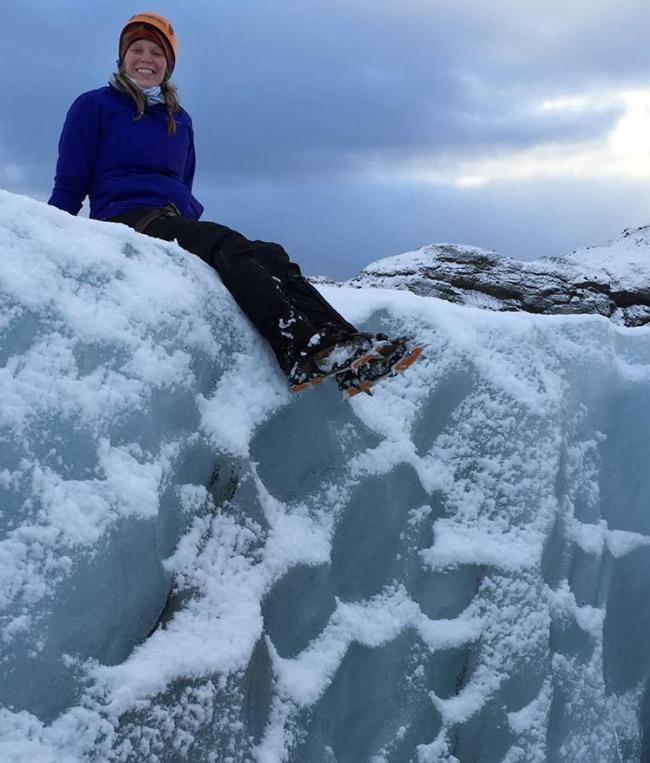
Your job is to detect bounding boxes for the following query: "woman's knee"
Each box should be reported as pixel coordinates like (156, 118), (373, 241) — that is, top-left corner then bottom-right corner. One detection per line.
(249, 241), (297, 276)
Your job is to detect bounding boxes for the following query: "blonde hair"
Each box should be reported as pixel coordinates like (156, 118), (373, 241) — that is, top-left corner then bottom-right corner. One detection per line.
(113, 69), (181, 136)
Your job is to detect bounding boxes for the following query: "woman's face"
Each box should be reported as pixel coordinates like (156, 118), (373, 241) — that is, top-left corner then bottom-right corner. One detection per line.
(123, 38), (167, 88)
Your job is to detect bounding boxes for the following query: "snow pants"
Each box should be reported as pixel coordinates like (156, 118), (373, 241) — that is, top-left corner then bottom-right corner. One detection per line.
(111, 206), (359, 375)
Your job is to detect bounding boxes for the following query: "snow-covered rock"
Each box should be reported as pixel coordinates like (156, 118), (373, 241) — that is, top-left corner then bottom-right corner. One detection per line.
(348, 229), (650, 327)
(2, 189), (650, 761)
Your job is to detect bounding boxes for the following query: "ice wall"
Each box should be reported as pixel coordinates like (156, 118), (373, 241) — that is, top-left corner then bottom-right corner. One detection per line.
(2, 190), (650, 762)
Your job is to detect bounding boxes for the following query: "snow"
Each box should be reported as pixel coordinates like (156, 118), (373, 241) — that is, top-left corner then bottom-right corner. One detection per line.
(357, 243), (497, 276)
(567, 224), (650, 288)
(2, 188), (650, 760)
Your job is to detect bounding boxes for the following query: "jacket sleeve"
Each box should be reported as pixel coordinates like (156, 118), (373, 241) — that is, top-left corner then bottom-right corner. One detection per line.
(183, 116), (204, 220)
(48, 93), (101, 215)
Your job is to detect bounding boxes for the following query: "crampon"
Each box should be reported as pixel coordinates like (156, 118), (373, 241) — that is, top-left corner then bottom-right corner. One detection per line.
(335, 336), (423, 397)
(289, 334), (423, 397)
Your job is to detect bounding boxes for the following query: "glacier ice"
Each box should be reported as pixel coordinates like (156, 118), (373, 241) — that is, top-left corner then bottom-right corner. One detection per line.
(2, 189), (650, 761)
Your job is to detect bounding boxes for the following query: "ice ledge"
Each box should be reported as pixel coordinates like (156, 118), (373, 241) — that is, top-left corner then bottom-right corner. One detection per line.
(3, 190), (650, 760)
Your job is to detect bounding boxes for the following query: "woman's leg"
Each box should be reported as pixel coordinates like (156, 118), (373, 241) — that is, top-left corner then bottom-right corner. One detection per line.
(240, 241), (358, 337)
(113, 210), (361, 376)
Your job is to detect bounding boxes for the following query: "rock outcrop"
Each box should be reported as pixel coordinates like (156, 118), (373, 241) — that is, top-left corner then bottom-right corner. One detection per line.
(347, 227), (650, 327)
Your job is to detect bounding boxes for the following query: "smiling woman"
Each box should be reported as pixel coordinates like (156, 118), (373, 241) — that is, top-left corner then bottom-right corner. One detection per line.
(112, 13), (180, 137)
(123, 39), (167, 88)
(47, 11), (420, 396)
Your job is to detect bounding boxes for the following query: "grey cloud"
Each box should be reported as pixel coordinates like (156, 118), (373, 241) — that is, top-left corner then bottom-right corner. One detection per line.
(3, 0), (643, 184)
(2, 0), (650, 276)
(179, 1), (629, 181)
(193, 170), (650, 279)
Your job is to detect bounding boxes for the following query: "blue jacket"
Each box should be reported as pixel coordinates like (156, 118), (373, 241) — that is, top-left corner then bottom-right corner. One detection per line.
(48, 85), (204, 221)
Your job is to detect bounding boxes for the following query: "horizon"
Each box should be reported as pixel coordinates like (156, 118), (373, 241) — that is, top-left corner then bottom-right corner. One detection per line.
(4, 0), (650, 278)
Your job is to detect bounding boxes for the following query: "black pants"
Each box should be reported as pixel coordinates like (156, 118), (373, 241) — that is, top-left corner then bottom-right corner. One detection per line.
(112, 207), (359, 375)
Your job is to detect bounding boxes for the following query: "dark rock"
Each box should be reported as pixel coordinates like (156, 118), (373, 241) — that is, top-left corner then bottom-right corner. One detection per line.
(339, 232), (650, 327)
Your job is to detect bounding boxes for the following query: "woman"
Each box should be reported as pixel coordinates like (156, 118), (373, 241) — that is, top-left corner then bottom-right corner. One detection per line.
(49, 12), (419, 395)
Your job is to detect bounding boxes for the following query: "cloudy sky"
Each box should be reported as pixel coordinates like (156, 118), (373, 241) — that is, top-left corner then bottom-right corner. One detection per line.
(4, 0), (650, 277)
